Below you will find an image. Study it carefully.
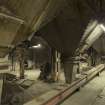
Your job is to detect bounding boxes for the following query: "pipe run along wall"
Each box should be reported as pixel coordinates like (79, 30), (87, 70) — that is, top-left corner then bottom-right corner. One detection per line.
(80, 24), (104, 53)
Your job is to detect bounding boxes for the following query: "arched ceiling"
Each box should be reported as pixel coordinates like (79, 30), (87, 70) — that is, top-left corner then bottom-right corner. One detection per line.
(0, 0), (105, 57)
(0, 0), (64, 57)
(38, 0), (105, 56)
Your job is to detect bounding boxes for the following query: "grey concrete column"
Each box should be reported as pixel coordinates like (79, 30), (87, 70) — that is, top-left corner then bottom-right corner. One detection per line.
(18, 48), (25, 79)
(64, 58), (76, 84)
(20, 60), (25, 79)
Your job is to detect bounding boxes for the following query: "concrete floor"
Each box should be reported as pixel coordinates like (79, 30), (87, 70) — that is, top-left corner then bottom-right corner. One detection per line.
(0, 68), (65, 82)
(1, 68), (105, 105)
(61, 70), (105, 105)
(0, 69), (66, 105)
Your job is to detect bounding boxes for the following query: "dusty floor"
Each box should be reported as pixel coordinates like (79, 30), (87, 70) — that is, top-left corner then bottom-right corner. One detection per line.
(2, 69), (105, 105)
(0, 69), (66, 105)
(61, 70), (105, 105)
(0, 69), (65, 82)
(1, 69), (105, 105)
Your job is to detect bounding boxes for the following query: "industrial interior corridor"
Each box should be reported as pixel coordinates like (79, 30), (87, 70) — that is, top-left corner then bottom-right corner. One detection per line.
(1, 0), (105, 105)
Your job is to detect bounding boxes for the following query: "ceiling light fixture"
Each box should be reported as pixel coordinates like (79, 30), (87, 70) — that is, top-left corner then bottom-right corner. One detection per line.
(31, 44), (41, 48)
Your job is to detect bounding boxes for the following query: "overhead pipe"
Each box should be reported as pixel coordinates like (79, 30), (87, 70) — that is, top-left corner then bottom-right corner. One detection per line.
(80, 20), (98, 43)
(80, 24), (104, 53)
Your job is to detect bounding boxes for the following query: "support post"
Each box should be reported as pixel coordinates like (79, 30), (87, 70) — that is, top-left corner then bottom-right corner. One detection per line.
(19, 59), (25, 79)
(51, 49), (61, 82)
(18, 48), (25, 79)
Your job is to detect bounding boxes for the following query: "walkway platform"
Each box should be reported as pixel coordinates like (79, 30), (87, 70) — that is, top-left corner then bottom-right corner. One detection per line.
(24, 64), (105, 105)
(61, 70), (105, 105)
(0, 64), (104, 105)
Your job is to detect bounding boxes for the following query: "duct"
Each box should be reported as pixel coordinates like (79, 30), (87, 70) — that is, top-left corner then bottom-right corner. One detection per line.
(80, 20), (98, 43)
(28, 0), (64, 41)
(80, 24), (104, 53)
(86, 25), (103, 46)
(80, 44), (89, 53)
(0, 13), (25, 57)
(0, 13), (25, 47)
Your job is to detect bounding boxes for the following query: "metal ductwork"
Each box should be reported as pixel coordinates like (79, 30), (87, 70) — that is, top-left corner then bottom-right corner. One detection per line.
(80, 24), (104, 53)
(80, 20), (98, 43)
